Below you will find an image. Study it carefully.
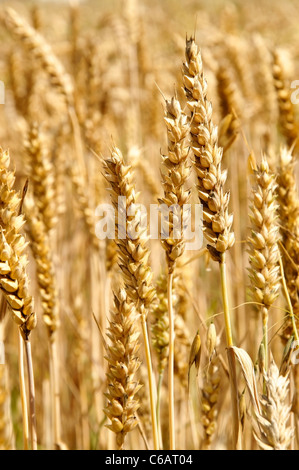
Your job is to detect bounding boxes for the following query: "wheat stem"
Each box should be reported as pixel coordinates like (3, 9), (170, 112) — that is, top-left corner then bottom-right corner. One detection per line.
(156, 371), (163, 449)
(219, 253), (242, 449)
(18, 332), (29, 450)
(167, 271), (175, 450)
(24, 339), (37, 450)
(140, 306), (159, 450)
(49, 340), (61, 448)
(219, 254), (233, 347)
(262, 306), (269, 373)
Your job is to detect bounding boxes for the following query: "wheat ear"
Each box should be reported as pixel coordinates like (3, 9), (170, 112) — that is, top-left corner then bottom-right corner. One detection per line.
(254, 361), (293, 450)
(183, 36), (240, 448)
(200, 323), (220, 449)
(277, 147), (299, 342)
(216, 62), (240, 154)
(25, 206), (59, 336)
(3, 7), (74, 107)
(103, 145), (158, 449)
(252, 34), (278, 127)
(272, 50), (298, 151)
(159, 95), (190, 449)
(0, 149), (36, 339)
(248, 156), (280, 371)
(104, 288), (141, 449)
(0, 148), (37, 449)
(152, 272), (171, 376)
(24, 122), (56, 232)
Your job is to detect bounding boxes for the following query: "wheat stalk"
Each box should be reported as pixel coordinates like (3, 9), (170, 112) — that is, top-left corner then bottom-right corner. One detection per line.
(173, 309), (190, 390)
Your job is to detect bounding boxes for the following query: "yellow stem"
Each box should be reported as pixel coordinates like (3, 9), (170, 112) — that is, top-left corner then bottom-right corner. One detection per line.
(156, 372), (163, 450)
(140, 308), (159, 450)
(262, 307), (269, 373)
(167, 271), (175, 450)
(49, 338), (61, 449)
(24, 339), (37, 450)
(18, 332), (29, 450)
(219, 253), (241, 450)
(220, 254), (233, 347)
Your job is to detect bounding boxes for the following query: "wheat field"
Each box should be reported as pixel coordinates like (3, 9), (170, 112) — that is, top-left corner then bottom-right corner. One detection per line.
(0, 0), (299, 451)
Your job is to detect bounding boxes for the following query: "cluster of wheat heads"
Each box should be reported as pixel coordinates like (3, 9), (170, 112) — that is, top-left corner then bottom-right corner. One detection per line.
(1, 0), (299, 451)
